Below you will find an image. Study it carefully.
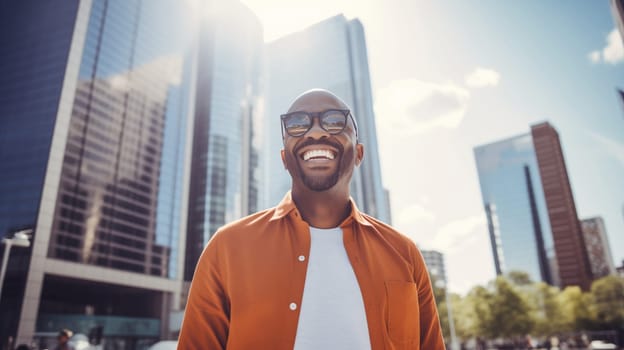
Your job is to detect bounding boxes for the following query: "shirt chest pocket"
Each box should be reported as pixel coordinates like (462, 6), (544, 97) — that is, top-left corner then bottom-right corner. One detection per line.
(385, 280), (420, 345)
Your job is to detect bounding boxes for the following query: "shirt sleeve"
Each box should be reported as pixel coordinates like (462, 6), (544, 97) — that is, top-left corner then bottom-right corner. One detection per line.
(178, 233), (230, 349)
(412, 245), (446, 350)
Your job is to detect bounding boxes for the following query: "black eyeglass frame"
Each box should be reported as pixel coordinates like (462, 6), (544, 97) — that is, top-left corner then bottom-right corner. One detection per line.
(280, 109), (359, 141)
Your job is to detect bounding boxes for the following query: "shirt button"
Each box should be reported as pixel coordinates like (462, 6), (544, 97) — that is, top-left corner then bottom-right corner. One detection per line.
(289, 302), (297, 311)
(298, 255), (305, 262)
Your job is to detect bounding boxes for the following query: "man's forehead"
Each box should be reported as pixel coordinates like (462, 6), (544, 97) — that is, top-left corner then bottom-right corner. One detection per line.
(287, 90), (348, 113)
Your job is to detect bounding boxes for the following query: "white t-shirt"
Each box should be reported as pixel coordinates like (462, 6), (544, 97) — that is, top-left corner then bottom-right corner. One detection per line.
(293, 227), (371, 350)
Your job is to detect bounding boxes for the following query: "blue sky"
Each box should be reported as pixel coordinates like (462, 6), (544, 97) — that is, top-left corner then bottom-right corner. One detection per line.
(242, 0), (624, 293)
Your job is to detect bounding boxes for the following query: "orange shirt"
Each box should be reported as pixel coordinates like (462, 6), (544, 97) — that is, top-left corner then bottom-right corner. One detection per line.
(178, 193), (445, 350)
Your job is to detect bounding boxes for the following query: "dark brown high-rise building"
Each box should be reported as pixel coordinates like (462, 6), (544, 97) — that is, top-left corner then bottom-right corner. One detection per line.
(531, 122), (593, 290)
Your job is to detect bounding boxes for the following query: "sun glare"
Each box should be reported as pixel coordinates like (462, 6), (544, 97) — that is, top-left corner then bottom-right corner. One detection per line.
(240, 0), (362, 42)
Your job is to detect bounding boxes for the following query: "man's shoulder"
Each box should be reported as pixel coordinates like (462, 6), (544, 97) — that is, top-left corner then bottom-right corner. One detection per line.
(213, 207), (277, 239)
(359, 213), (428, 269)
(360, 213), (419, 249)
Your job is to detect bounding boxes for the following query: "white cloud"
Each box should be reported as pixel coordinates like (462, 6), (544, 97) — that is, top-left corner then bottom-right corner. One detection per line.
(464, 67), (501, 88)
(430, 214), (486, 254)
(405, 213), (493, 294)
(396, 201), (437, 249)
(375, 79), (470, 135)
(604, 29), (624, 64)
(397, 204), (436, 227)
(432, 214), (492, 294)
(588, 28), (624, 64)
(588, 50), (601, 63)
(589, 131), (624, 166)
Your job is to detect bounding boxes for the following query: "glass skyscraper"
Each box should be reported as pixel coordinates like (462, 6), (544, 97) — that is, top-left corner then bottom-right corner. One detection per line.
(184, 1), (264, 282)
(1, 1), (82, 346)
(474, 133), (558, 285)
(264, 15), (391, 224)
(475, 122), (594, 290)
(0, 1), (197, 347)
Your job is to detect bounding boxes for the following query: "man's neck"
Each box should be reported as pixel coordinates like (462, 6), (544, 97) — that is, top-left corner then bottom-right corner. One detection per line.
(291, 187), (351, 229)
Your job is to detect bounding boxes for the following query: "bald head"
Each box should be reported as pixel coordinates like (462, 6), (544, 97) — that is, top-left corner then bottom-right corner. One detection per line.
(284, 89), (358, 142)
(287, 89), (350, 113)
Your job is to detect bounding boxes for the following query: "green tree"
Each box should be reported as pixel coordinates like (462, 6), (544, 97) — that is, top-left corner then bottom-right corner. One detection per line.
(431, 276), (450, 340)
(466, 285), (496, 339)
(486, 277), (534, 339)
(430, 274), (465, 345)
(506, 270), (533, 286)
(526, 282), (565, 336)
(590, 276), (624, 329)
(558, 285), (594, 331)
(453, 289), (480, 340)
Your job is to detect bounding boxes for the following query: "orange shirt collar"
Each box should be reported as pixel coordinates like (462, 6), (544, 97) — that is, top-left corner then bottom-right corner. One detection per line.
(270, 191), (373, 227)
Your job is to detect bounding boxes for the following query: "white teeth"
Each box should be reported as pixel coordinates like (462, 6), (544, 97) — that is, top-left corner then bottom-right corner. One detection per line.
(303, 149), (335, 161)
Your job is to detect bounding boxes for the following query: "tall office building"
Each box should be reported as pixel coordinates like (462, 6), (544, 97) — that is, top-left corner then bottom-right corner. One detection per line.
(531, 123), (592, 290)
(184, 1), (264, 282)
(0, 1), (197, 347)
(421, 250), (447, 284)
(264, 15), (391, 224)
(581, 217), (616, 279)
(474, 132), (557, 286)
(474, 122), (592, 290)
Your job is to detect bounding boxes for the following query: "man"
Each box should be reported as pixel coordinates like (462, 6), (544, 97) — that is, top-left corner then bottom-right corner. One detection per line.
(178, 89), (444, 349)
(54, 329), (75, 350)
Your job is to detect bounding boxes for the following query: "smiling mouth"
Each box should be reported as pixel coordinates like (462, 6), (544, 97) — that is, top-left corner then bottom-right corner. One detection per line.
(301, 149), (336, 161)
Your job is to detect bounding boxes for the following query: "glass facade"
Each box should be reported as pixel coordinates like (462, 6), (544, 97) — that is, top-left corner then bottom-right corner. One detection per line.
(0, 0), (81, 344)
(264, 15), (391, 223)
(185, 2), (263, 281)
(474, 134), (558, 284)
(1, 0), (197, 346)
(35, 275), (164, 349)
(48, 0), (195, 279)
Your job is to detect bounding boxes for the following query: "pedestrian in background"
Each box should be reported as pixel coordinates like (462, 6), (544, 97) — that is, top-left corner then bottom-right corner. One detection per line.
(54, 329), (75, 350)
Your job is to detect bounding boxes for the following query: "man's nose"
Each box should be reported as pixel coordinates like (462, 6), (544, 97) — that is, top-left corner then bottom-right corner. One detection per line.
(304, 117), (329, 139)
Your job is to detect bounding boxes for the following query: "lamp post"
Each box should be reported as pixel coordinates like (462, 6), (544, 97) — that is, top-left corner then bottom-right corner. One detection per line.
(0, 229), (32, 303)
(435, 279), (460, 350)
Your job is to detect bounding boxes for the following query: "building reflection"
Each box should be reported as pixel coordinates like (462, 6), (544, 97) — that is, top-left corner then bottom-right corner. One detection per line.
(49, 55), (184, 277)
(0, 1), (197, 347)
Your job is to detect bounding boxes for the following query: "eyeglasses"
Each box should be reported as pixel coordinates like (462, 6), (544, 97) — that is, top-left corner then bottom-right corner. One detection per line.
(280, 109), (358, 139)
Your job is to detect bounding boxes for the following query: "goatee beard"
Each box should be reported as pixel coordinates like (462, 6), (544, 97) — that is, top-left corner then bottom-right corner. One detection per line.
(299, 166), (340, 191)
(288, 139), (345, 192)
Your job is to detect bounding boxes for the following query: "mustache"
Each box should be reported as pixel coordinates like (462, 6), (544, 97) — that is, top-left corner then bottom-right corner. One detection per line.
(294, 138), (344, 155)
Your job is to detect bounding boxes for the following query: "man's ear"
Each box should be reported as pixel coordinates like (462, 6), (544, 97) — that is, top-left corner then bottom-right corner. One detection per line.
(281, 149), (287, 169)
(355, 143), (364, 166)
